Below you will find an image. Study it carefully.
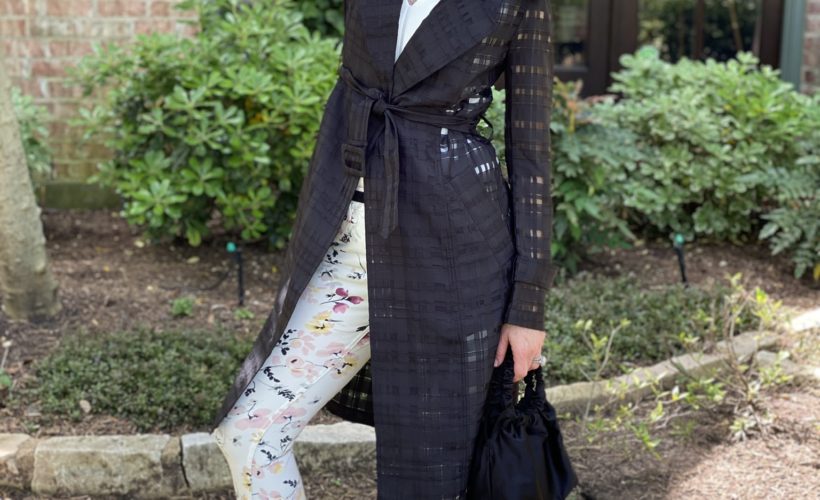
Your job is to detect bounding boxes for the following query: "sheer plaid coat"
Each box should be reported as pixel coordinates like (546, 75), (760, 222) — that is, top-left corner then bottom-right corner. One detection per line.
(212, 0), (555, 496)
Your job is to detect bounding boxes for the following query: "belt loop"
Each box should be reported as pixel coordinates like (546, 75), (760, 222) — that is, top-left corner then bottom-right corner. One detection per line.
(341, 143), (366, 178)
(340, 80), (375, 179)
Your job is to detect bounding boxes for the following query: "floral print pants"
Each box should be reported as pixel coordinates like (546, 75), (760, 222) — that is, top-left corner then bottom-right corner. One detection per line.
(211, 197), (371, 500)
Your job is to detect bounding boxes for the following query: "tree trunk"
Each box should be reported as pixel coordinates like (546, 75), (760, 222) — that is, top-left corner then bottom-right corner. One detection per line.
(0, 50), (60, 321)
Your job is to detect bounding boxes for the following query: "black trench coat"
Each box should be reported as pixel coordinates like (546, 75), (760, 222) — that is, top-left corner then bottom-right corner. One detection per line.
(212, 0), (555, 497)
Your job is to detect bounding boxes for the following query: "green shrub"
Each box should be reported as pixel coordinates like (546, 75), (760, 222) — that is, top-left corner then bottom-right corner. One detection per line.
(545, 79), (642, 272)
(70, 0), (341, 248)
(11, 86), (53, 188)
(21, 327), (252, 432)
(752, 162), (819, 279)
(171, 296), (195, 317)
(542, 273), (759, 385)
(485, 81), (641, 273)
(299, 0), (345, 38)
(594, 48), (819, 246)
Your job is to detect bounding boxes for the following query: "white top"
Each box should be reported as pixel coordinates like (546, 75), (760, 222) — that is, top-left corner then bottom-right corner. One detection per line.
(395, 0), (442, 62)
(356, 0), (442, 193)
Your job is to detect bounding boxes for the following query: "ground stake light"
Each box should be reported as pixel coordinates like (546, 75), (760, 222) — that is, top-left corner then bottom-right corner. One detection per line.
(673, 233), (689, 286)
(226, 241), (245, 306)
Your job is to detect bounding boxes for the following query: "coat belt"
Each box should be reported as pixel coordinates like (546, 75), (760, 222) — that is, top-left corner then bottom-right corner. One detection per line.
(337, 64), (481, 239)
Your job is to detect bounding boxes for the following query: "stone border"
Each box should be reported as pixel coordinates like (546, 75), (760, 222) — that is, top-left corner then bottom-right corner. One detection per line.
(2, 309), (817, 498)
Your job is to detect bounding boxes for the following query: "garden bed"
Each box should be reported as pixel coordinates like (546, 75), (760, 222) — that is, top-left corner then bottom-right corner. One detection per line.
(0, 208), (817, 440)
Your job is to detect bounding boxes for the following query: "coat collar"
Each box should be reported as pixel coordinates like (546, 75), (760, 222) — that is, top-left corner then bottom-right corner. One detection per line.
(360, 0), (503, 97)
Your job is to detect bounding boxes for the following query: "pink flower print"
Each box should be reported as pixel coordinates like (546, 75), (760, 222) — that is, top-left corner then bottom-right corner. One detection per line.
(235, 408), (273, 430)
(284, 354), (310, 378)
(264, 459), (286, 476)
(250, 459), (269, 482)
(316, 341), (347, 357)
(330, 287), (364, 314)
(289, 334), (316, 354)
(327, 356), (347, 372)
(274, 406), (308, 424)
(301, 362), (322, 379)
(255, 488), (286, 500)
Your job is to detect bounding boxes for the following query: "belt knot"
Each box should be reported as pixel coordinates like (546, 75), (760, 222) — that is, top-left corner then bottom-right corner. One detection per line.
(337, 64), (483, 240)
(369, 92), (388, 115)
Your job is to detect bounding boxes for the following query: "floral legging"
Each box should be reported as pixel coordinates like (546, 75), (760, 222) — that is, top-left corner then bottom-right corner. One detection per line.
(211, 195), (371, 500)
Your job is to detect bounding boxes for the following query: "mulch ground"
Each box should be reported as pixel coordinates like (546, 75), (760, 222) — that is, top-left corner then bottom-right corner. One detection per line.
(0, 208), (818, 499)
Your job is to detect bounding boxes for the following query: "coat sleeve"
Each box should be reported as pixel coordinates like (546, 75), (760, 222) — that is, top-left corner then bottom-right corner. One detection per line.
(501, 0), (555, 332)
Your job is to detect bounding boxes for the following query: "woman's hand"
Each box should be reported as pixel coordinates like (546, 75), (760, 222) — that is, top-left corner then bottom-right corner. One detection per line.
(494, 323), (546, 382)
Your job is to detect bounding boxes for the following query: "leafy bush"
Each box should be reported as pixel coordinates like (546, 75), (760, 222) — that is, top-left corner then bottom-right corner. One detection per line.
(751, 161), (819, 279)
(545, 79), (642, 271)
(752, 94), (820, 279)
(70, 0), (341, 248)
(21, 327), (252, 432)
(11, 86), (52, 187)
(594, 48), (819, 247)
(484, 80), (640, 273)
(542, 273), (759, 385)
(300, 0), (345, 38)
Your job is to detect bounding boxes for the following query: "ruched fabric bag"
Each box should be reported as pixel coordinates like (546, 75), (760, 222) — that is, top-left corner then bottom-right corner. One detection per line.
(466, 346), (579, 500)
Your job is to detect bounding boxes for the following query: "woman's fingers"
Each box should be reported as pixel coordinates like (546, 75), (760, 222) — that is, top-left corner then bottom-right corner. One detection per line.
(499, 323), (547, 382)
(496, 324), (546, 382)
(493, 327), (509, 367)
(513, 351), (529, 382)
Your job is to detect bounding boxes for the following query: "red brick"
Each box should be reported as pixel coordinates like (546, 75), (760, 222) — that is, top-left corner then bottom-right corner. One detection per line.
(12, 77), (46, 98)
(0, 0), (29, 15)
(48, 40), (93, 57)
(4, 57), (29, 78)
(31, 59), (67, 78)
(0, 18), (27, 36)
(2, 39), (46, 58)
(135, 18), (175, 34)
(98, 0), (147, 17)
(48, 80), (84, 99)
(45, 0), (93, 17)
(149, 0), (172, 16)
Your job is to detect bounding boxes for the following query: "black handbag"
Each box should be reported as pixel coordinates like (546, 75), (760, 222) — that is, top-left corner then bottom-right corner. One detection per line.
(466, 346), (579, 500)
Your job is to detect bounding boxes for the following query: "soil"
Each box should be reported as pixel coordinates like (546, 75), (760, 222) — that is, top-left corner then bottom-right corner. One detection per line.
(0, 209), (818, 499)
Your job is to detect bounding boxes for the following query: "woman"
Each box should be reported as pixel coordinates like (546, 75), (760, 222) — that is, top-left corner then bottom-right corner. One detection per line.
(211, 0), (555, 498)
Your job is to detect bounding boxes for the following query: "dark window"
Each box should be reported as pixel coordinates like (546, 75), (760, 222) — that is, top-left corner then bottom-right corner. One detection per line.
(552, 0), (785, 96)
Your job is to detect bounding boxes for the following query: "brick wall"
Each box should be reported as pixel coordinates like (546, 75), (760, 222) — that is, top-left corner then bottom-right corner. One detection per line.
(806, 0), (820, 94)
(0, 0), (196, 180)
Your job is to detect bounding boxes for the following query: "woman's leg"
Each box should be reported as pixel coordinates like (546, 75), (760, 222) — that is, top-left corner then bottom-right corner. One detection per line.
(212, 199), (370, 500)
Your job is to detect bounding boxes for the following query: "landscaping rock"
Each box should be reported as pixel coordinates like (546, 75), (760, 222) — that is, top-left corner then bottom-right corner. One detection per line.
(0, 434), (34, 489)
(180, 432), (232, 493)
(294, 422), (376, 476)
(547, 330), (780, 416)
(790, 308), (820, 332)
(0, 326), (788, 497)
(755, 350), (820, 384)
(179, 423), (377, 493)
(31, 434), (187, 498)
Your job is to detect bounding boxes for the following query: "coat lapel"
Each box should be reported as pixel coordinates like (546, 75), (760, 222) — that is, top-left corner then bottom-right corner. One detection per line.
(392, 0), (502, 96)
(359, 0), (503, 97)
